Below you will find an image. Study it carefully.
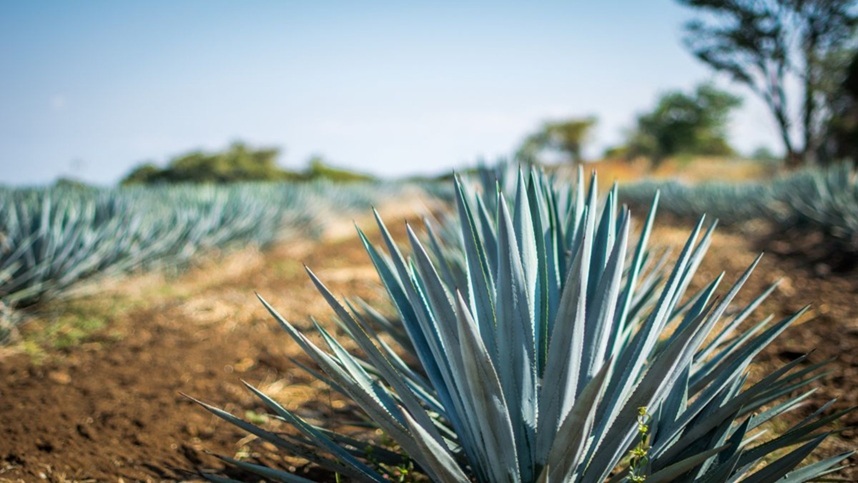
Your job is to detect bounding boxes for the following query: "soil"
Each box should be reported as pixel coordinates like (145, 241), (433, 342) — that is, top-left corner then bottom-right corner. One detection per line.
(0, 200), (856, 482)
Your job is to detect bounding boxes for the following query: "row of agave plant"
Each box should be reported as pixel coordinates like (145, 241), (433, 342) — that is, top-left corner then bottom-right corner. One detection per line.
(194, 165), (853, 481)
(0, 180), (402, 337)
(619, 162), (858, 255)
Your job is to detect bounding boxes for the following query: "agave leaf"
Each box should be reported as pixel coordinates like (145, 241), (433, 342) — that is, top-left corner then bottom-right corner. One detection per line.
(739, 406), (856, 470)
(697, 416), (752, 483)
(779, 451), (855, 482)
(305, 268), (447, 448)
(670, 220), (718, 313)
(405, 224), (494, 472)
(258, 295), (437, 465)
(647, 445), (728, 483)
(312, 429), (415, 467)
(215, 452), (327, 483)
(357, 226), (451, 406)
(611, 191), (659, 356)
(748, 389), (817, 430)
(400, 409), (471, 483)
(588, 186), (616, 296)
(536, 208), (591, 458)
(241, 381), (387, 481)
(475, 193), (500, 276)
(694, 308), (805, 402)
(353, 299), (414, 358)
(495, 193), (538, 477)
(424, 216), (462, 291)
(543, 357), (614, 482)
(185, 395), (369, 480)
(368, 215), (473, 441)
(453, 290), (521, 483)
(200, 472), (245, 483)
(455, 177), (498, 356)
(655, 349), (812, 463)
(598, 216), (707, 437)
(743, 434), (827, 483)
(582, 298), (721, 483)
(513, 170), (539, 328)
(524, 171), (552, 373)
(692, 314), (773, 391)
(580, 208), (629, 387)
(653, 319), (806, 461)
(696, 281), (780, 363)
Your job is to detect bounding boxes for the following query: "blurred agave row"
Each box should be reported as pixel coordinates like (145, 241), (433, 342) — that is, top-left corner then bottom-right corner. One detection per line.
(196, 165), (853, 481)
(770, 163), (858, 243)
(620, 162), (858, 256)
(0, 180), (403, 333)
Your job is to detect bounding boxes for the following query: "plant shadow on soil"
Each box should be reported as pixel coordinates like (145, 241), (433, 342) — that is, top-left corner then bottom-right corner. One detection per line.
(0, 204), (856, 482)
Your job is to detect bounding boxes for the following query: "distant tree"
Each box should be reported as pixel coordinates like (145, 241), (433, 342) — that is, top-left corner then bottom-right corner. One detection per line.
(54, 177), (96, 191)
(167, 142), (287, 183)
(121, 142), (297, 185)
(121, 163), (163, 185)
(602, 144), (630, 159)
(516, 117), (597, 164)
(677, 0), (857, 166)
(624, 83), (742, 164)
(120, 143), (379, 186)
(302, 155), (376, 183)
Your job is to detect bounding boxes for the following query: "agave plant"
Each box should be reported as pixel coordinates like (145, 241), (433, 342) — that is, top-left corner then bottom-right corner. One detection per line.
(770, 162), (858, 251)
(619, 162), (858, 262)
(193, 168), (852, 482)
(618, 178), (774, 227)
(0, 180), (401, 339)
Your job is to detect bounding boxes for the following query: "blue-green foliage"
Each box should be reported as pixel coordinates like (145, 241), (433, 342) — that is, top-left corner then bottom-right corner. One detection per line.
(0, 181), (400, 316)
(770, 162), (858, 241)
(619, 179), (773, 225)
(195, 168), (852, 482)
(620, 163), (858, 257)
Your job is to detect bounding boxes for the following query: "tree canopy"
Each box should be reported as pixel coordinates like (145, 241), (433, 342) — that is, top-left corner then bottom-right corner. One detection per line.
(121, 142), (374, 185)
(824, 49), (858, 162)
(678, 0), (857, 165)
(516, 117), (597, 164)
(623, 83), (743, 163)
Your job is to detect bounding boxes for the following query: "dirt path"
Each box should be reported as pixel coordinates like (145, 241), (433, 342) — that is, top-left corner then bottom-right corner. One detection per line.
(0, 202), (856, 481)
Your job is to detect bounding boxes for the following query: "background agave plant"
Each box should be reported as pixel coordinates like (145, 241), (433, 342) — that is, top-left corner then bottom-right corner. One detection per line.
(0, 180), (403, 338)
(618, 162), (858, 265)
(194, 167), (853, 482)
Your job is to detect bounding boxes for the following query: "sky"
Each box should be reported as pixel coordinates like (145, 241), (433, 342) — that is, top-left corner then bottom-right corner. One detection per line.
(0, 1), (784, 186)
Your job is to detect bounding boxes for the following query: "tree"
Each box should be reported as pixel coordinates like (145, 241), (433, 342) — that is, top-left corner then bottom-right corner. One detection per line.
(823, 48), (858, 162)
(624, 83), (742, 164)
(122, 162), (164, 185)
(120, 143), (378, 185)
(121, 142), (296, 185)
(678, 0), (857, 166)
(303, 154), (376, 182)
(516, 117), (597, 164)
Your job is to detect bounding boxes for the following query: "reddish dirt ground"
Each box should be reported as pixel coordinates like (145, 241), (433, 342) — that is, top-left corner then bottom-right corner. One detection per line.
(0, 203), (856, 482)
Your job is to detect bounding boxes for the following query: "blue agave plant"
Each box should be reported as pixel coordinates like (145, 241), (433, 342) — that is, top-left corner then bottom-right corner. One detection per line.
(193, 167), (852, 482)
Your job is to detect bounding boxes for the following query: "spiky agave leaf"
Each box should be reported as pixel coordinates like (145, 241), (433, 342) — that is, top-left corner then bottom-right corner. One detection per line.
(197, 168), (852, 482)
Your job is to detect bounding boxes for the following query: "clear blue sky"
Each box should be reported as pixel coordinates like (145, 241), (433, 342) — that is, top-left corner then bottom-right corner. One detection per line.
(0, 1), (781, 186)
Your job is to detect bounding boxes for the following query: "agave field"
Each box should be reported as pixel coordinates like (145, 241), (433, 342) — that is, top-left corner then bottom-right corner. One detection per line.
(0, 181), (404, 339)
(0, 165), (856, 481)
(620, 162), (858, 269)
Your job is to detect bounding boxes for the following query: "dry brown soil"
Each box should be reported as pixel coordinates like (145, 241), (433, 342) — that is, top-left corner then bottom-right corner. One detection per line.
(0, 202), (856, 482)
